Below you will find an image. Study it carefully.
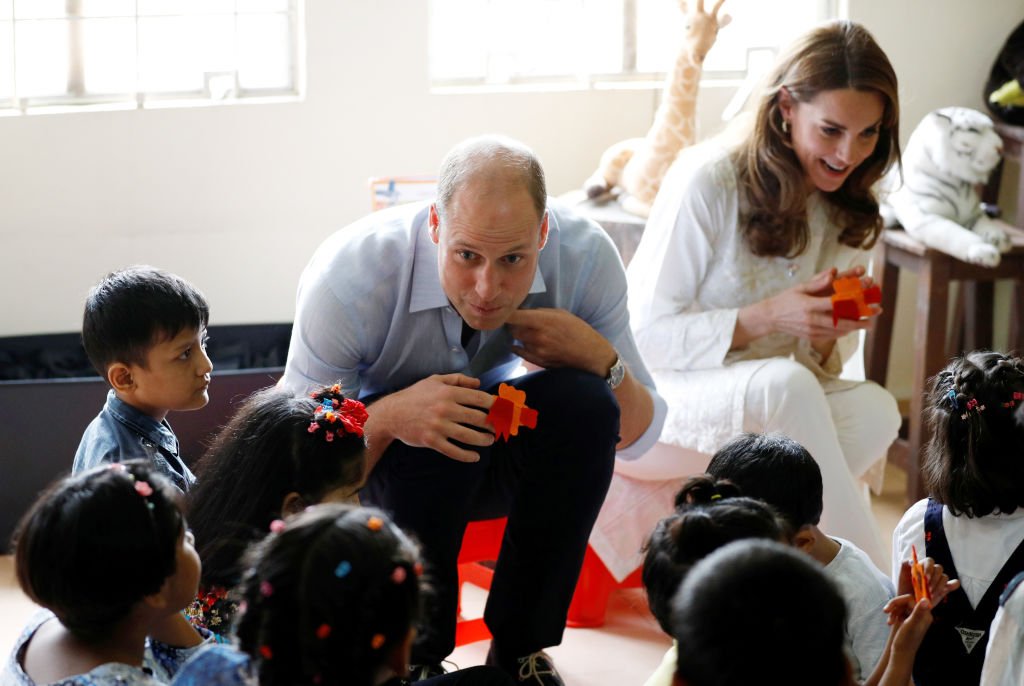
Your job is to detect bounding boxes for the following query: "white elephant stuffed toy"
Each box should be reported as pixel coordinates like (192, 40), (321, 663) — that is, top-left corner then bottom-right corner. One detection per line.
(881, 106), (1012, 267)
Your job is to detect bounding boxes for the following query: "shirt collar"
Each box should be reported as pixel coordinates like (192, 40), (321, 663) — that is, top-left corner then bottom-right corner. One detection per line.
(407, 211), (548, 314)
(105, 390), (179, 455)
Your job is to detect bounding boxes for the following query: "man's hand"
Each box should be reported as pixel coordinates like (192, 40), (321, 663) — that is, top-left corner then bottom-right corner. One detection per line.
(367, 374), (496, 464)
(506, 308), (616, 377)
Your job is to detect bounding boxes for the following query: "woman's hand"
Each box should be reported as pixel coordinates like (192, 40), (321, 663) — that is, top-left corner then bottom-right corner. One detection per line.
(732, 266), (878, 349)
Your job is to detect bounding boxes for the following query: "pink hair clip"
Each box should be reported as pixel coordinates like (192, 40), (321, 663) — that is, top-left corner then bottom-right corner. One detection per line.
(961, 397), (986, 420)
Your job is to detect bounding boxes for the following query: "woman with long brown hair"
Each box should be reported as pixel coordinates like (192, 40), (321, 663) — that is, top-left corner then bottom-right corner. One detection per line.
(626, 20), (902, 566)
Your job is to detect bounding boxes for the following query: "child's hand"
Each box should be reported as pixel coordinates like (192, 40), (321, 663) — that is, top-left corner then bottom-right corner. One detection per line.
(872, 596), (934, 686)
(897, 559), (960, 605)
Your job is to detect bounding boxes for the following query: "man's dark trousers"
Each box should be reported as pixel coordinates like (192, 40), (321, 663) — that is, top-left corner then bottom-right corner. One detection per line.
(362, 367), (620, 663)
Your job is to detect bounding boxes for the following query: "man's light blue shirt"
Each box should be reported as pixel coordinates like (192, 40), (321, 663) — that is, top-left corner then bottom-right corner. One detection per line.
(280, 200), (666, 460)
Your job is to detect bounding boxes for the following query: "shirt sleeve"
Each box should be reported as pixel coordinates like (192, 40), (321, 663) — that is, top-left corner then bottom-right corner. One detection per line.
(279, 256), (368, 399)
(846, 581), (895, 681)
(558, 208), (667, 459)
(891, 498), (928, 586)
(627, 148), (741, 372)
(981, 591), (1024, 686)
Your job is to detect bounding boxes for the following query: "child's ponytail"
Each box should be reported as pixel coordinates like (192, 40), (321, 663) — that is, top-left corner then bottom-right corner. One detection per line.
(925, 351), (1024, 517)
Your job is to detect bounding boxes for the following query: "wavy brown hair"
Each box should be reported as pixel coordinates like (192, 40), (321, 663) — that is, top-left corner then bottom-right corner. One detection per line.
(731, 20), (901, 258)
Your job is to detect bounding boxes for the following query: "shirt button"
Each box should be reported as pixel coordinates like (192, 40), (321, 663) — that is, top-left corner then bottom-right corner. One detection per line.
(450, 347), (459, 353)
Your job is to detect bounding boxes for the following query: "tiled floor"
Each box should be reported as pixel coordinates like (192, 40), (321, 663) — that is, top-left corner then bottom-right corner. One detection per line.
(0, 465), (909, 685)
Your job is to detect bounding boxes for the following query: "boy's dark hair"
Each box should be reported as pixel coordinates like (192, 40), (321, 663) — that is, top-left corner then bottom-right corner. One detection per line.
(82, 265), (209, 377)
(706, 432), (823, 530)
(642, 475), (785, 635)
(234, 504), (421, 686)
(187, 385), (367, 589)
(12, 461), (184, 641)
(924, 350), (1024, 517)
(672, 539), (849, 686)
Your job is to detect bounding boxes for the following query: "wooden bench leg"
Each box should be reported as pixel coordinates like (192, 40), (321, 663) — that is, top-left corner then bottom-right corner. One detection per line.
(866, 240), (897, 387)
(907, 254), (952, 505)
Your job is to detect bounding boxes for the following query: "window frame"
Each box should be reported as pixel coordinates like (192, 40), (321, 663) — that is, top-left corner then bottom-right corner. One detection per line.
(0, 0), (305, 116)
(428, 0), (838, 93)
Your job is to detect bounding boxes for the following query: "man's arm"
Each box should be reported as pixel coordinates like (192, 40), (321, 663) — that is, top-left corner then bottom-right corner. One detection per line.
(505, 308), (655, 449)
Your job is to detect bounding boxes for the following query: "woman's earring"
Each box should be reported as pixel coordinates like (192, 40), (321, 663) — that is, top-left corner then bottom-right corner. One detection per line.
(781, 119), (790, 134)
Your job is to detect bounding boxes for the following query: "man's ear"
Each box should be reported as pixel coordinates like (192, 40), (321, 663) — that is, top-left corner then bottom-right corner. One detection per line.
(538, 210), (549, 251)
(792, 524), (817, 553)
(428, 204), (441, 245)
(108, 363), (134, 392)
(280, 491), (305, 517)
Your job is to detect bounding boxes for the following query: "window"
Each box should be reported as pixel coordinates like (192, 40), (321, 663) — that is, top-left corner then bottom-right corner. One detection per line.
(0, 0), (303, 115)
(429, 0), (837, 90)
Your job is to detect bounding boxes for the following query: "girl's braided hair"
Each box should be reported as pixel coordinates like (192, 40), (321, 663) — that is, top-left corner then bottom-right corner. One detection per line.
(924, 350), (1024, 516)
(234, 504), (422, 686)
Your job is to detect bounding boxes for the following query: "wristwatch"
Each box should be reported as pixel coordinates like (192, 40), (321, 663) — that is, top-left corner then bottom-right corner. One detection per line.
(605, 353), (626, 390)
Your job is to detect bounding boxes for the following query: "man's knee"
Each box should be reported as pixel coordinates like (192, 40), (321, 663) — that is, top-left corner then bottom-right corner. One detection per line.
(520, 370), (614, 423)
(518, 368), (620, 442)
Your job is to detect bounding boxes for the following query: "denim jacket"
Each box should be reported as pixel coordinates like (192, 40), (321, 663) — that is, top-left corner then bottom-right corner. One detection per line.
(72, 389), (196, 493)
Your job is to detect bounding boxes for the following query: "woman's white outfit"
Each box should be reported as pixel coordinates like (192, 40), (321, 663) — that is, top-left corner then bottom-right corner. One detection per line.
(598, 144), (899, 572)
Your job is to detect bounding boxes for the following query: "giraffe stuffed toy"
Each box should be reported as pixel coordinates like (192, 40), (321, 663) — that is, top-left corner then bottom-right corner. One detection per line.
(582, 0), (729, 217)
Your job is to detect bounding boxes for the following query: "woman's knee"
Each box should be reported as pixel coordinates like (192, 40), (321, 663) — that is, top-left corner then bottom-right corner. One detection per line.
(747, 359), (826, 411)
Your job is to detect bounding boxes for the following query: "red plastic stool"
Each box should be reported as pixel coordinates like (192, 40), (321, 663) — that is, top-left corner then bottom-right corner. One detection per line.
(455, 517), (507, 646)
(455, 517), (642, 645)
(566, 545), (643, 627)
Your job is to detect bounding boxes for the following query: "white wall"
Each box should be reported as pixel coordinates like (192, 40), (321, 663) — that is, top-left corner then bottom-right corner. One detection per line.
(1, 0), (1021, 396)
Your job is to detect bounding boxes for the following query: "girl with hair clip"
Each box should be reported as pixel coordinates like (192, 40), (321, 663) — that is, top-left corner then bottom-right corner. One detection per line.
(892, 350), (1024, 686)
(171, 504), (513, 686)
(184, 384), (368, 636)
(641, 475), (788, 686)
(625, 20), (903, 568)
(3, 461), (209, 686)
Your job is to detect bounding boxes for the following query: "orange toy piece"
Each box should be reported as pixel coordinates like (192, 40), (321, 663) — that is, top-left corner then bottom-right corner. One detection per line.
(910, 545), (932, 604)
(485, 383), (538, 442)
(831, 276), (882, 327)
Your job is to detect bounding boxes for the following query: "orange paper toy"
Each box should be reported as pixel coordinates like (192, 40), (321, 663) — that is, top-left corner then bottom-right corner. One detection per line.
(831, 276), (882, 327)
(910, 545), (932, 604)
(486, 383), (538, 442)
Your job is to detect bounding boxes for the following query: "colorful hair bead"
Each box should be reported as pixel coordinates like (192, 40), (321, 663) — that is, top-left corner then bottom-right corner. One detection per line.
(367, 516), (384, 531)
(316, 623), (331, 640)
(334, 561), (352, 578)
(961, 397), (986, 420)
(947, 389), (958, 409)
(269, 519), (286, 534)
(259, 580), (274, 597)
(391, 566), (407, 584)
(259, 645), (273, 660)
(371, 633), (386, 649)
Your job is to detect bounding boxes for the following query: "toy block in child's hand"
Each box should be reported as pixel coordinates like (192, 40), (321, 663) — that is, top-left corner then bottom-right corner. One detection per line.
(831, 276), (882, 326)
(486, 383), (538, 442)
(910, 545), (932, 603)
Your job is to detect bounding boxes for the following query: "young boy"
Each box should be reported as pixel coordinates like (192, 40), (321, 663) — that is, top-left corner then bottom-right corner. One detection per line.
(706, 433), (894, 682)
(72, 266), (212, 493)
